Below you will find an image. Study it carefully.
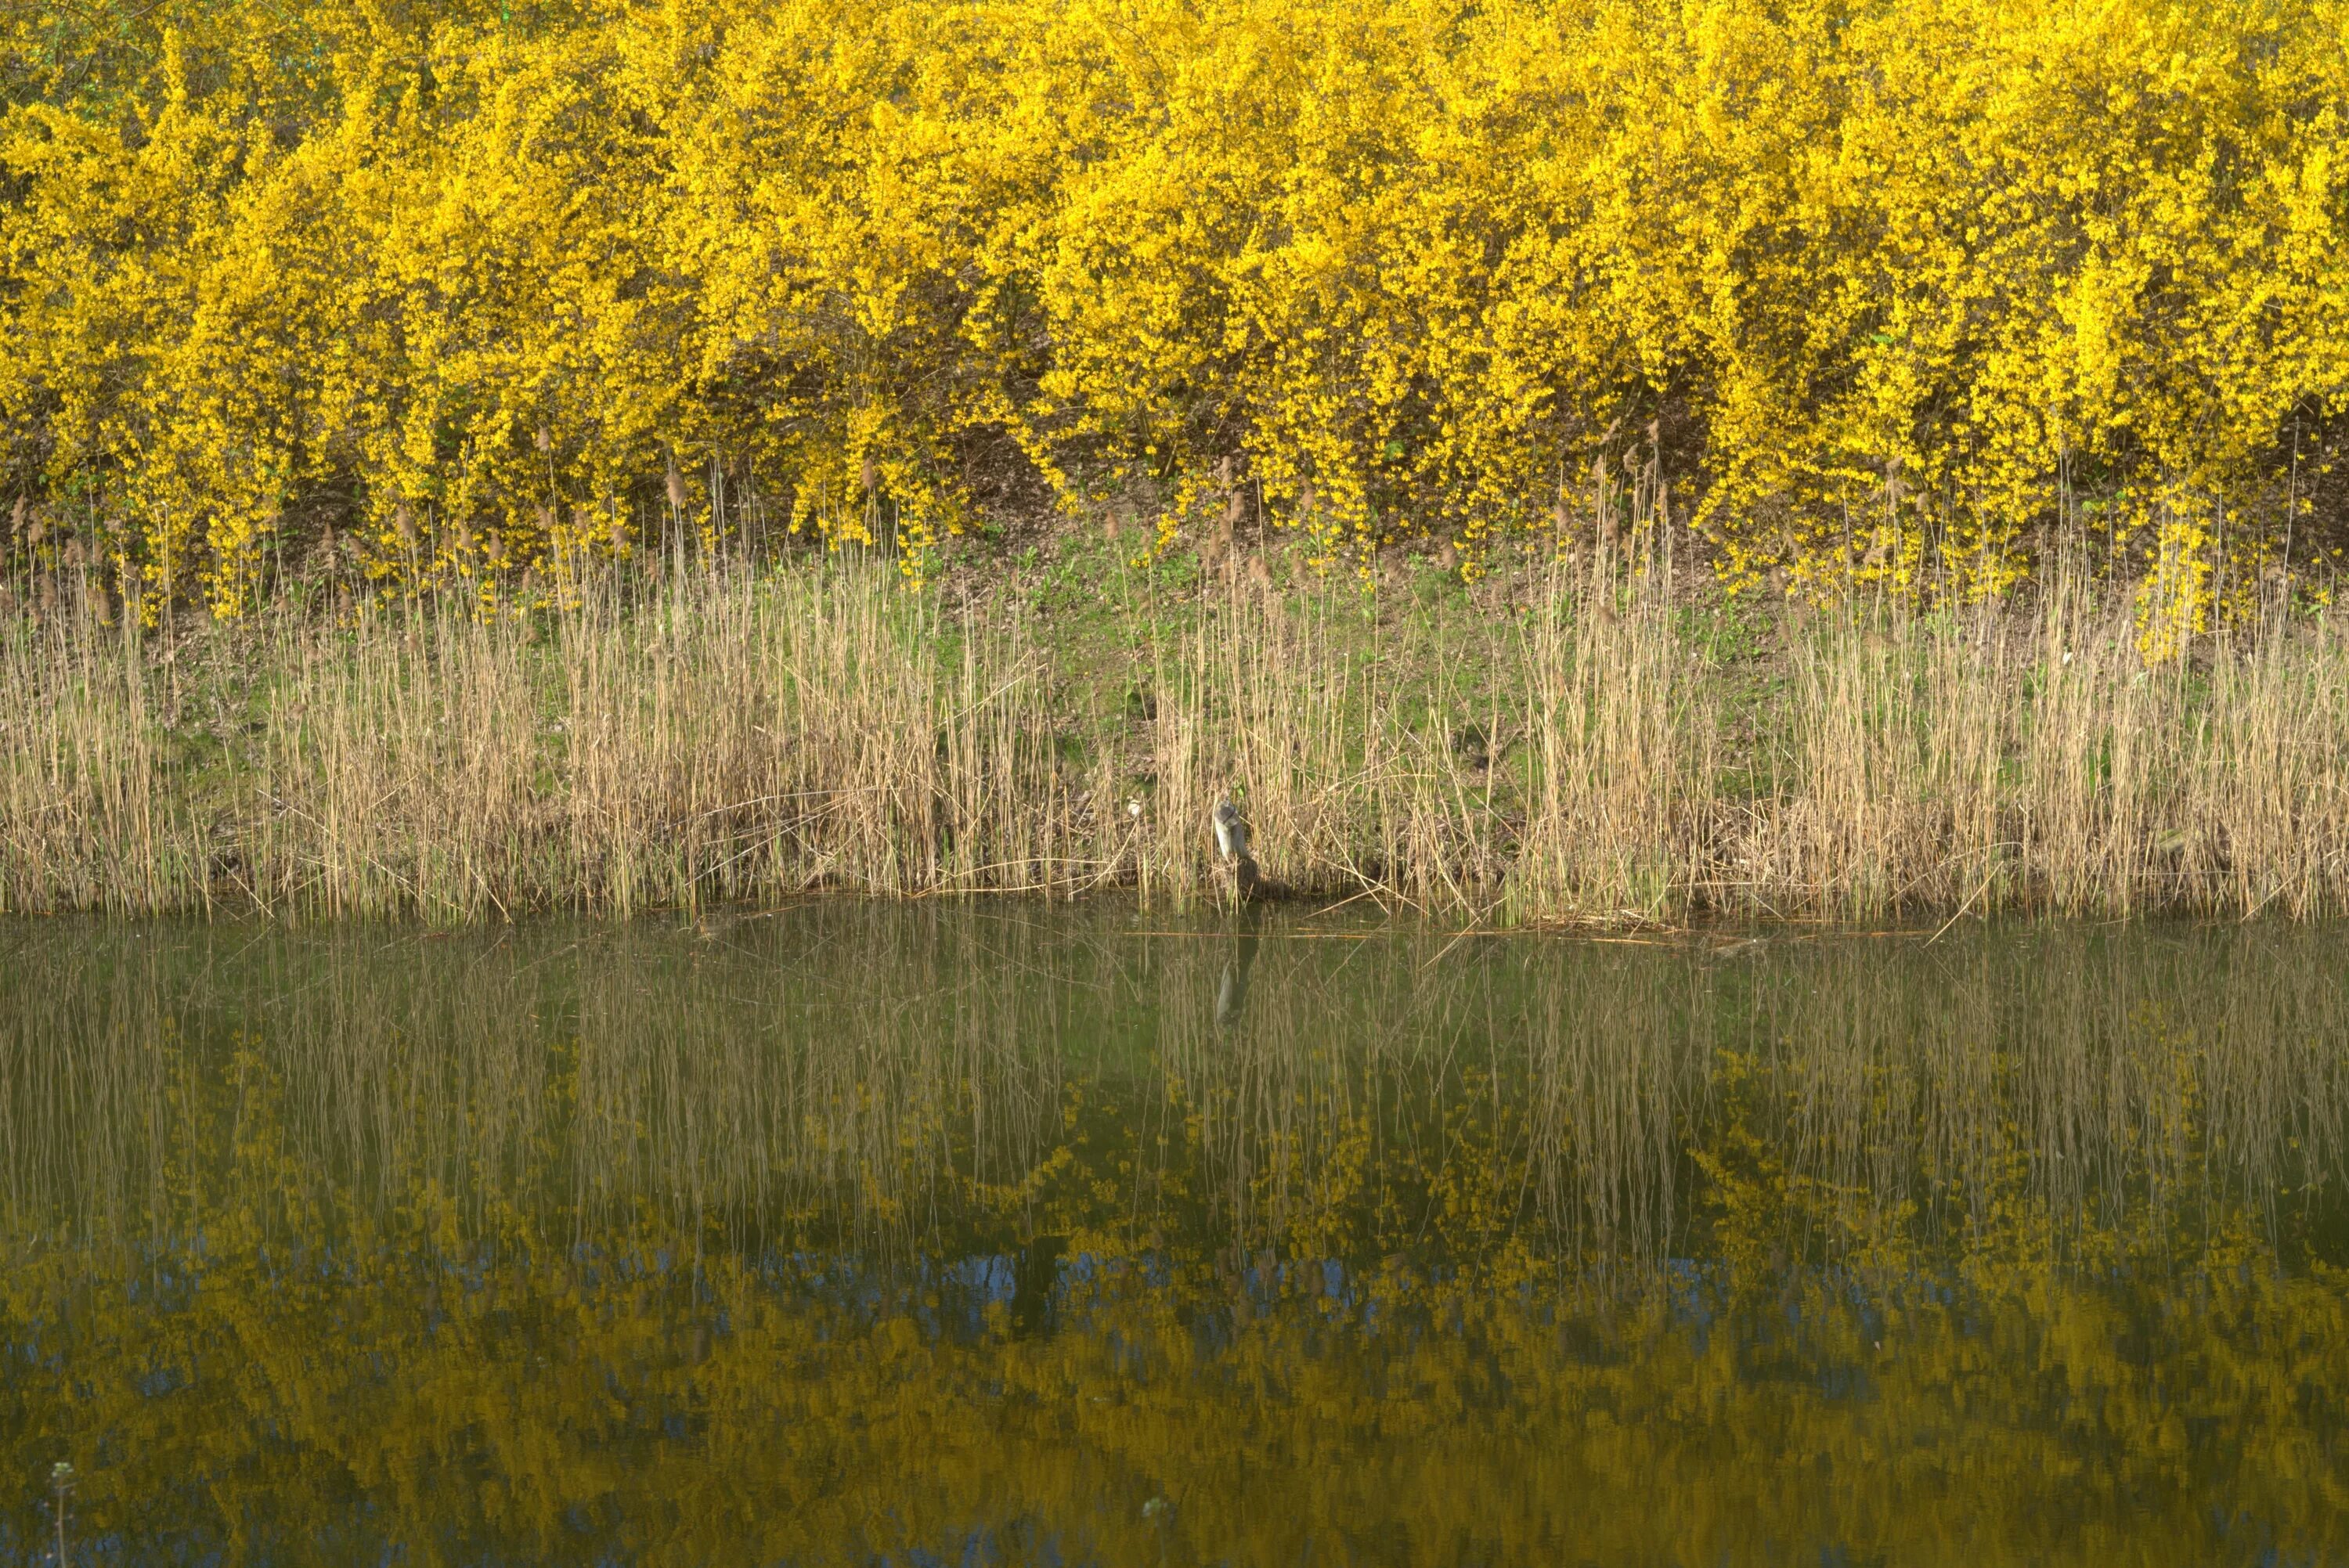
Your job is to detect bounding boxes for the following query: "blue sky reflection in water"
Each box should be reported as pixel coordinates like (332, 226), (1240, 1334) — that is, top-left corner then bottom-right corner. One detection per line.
(2, 908), (2347, 1564)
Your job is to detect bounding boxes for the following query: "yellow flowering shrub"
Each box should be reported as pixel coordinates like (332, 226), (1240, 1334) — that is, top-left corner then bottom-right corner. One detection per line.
(3, 0), (2347, 618)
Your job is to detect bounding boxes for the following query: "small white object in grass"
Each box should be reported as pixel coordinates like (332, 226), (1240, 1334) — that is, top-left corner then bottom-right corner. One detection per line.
(1127, 797), (1142, 819)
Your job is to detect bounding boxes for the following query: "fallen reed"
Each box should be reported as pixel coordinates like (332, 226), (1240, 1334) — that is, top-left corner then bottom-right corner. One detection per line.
(5, 552), (2349, 921)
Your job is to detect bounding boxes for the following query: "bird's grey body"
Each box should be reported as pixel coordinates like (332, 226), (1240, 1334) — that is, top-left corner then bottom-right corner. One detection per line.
(1211, 797), (1262, 901)
(1211, 798), (1249, 863)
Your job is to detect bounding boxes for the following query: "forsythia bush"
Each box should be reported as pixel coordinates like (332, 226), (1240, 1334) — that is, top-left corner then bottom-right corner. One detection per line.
(4, 0), (2348, 622)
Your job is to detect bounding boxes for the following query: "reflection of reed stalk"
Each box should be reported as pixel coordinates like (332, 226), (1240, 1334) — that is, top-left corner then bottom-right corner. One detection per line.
(49, 1460), (74, 1567)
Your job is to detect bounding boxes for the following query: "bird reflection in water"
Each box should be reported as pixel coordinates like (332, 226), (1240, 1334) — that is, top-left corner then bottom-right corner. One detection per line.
(1214, 910), (1261, 1030)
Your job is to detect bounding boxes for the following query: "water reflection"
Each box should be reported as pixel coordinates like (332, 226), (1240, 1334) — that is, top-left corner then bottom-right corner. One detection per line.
(2, 910), (2346, 1564)
(1213, 917), (1260, 1031)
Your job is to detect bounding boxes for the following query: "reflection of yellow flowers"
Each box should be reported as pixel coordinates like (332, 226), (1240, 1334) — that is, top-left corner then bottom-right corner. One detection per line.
(9, 924), (2349, 1562)
(1, 0), (2344, 630)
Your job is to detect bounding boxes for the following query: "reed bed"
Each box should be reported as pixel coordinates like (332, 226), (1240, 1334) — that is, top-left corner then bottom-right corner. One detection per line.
(5, 557), (2349, 921)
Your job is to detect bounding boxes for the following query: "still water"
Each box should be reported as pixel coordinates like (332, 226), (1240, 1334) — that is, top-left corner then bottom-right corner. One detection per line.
(2, 908), (2346, 1565)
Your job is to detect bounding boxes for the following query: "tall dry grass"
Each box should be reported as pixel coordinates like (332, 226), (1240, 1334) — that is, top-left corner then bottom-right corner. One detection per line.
(258, 567), (1088, 917)
(1740, 571), (2349, 919)
(0, 603), (189, 914)
(5, 553), (2349, 921)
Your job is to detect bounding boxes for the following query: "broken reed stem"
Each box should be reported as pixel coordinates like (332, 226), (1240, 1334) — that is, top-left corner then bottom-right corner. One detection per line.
(5, 556), (2349, 922)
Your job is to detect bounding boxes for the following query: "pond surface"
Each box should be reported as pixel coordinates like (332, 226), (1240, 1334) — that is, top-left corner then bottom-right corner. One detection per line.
(2, 908), (2347, 1565)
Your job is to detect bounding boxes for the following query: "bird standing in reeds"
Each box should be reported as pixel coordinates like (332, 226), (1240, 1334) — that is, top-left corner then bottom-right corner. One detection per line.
(1212, 797), (1261, 899)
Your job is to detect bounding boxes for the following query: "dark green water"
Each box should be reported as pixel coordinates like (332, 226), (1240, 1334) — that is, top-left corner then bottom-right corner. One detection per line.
(3, 907), (2347, 1565)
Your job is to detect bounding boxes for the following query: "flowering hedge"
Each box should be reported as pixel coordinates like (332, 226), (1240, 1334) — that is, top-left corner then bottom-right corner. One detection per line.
(5, 0), (2347, 629)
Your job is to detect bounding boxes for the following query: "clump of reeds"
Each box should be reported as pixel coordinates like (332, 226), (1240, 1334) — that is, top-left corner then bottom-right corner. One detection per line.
(6, 546), (2349, 921)
(1506, 536), (1712, 923)
(1741, 568), (2349, 919)
(0, 603), (193, 914)
(249, 562), (1098, 917)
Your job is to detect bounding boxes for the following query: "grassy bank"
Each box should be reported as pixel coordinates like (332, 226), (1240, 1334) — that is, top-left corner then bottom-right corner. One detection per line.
(6, 540), (2349, 923)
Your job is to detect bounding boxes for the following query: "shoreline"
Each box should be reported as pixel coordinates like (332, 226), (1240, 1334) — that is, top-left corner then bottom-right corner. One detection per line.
(8, 549), (2349, 925)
